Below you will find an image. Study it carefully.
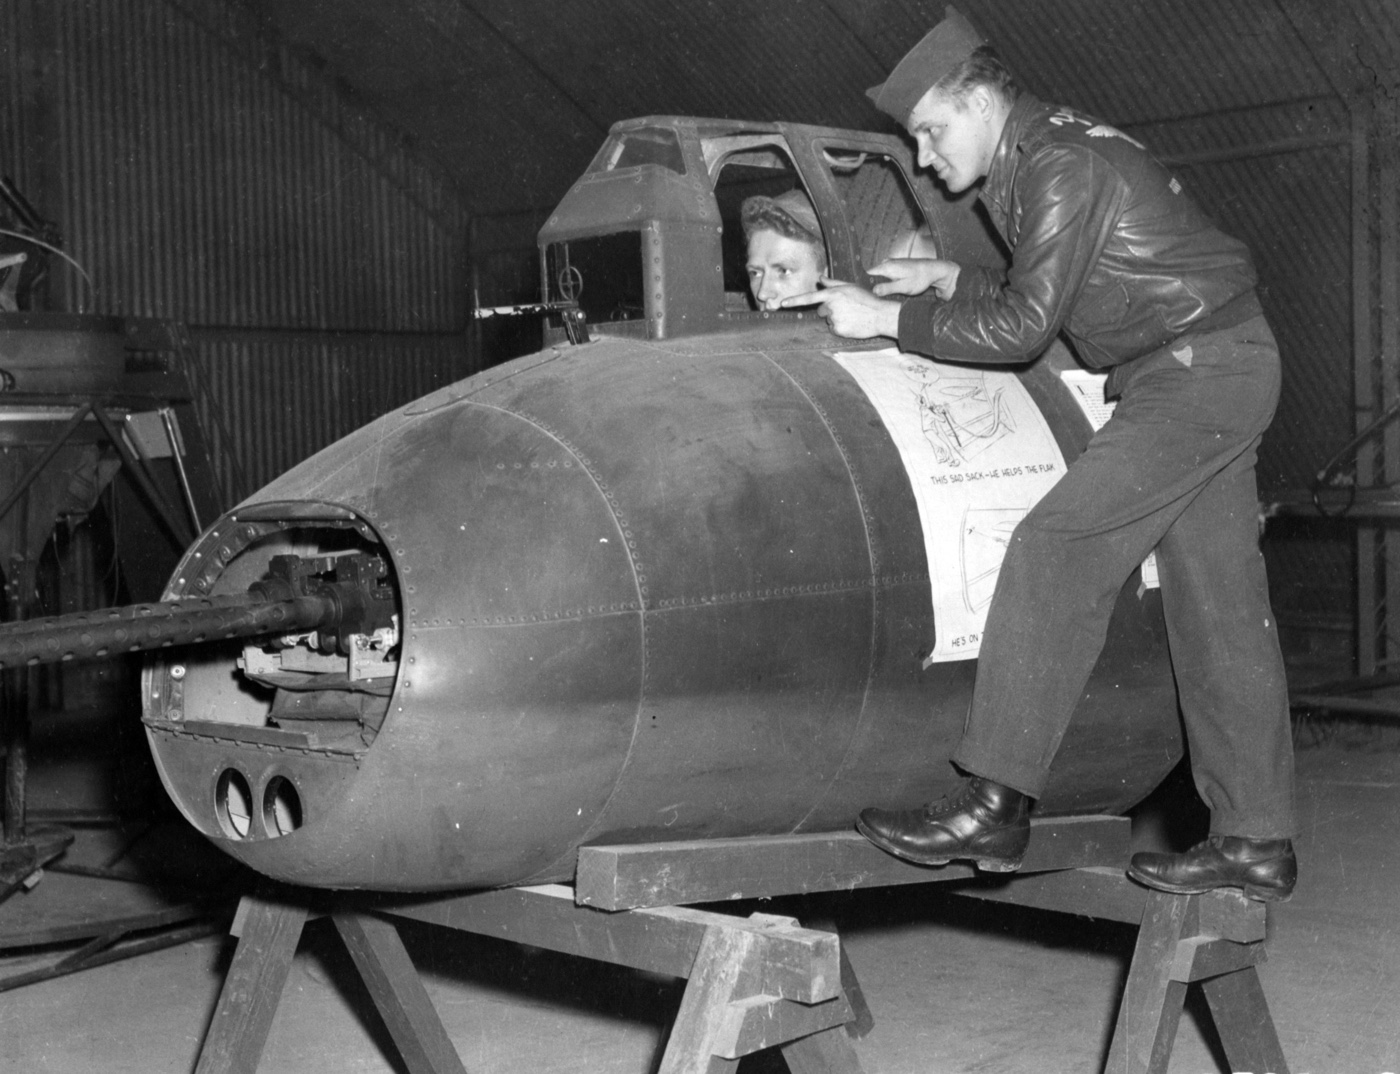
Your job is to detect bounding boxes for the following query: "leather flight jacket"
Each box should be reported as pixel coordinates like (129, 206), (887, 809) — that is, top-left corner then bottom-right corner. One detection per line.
(897, 93), (1260, 384)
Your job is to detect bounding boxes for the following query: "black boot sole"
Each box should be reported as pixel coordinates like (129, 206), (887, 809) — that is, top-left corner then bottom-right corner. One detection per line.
(855, 816), (1025, 872)
(1125, 863), (1294, 903)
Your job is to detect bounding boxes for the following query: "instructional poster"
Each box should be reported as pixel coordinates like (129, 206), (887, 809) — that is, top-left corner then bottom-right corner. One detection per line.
(833, 349), (1067, 664)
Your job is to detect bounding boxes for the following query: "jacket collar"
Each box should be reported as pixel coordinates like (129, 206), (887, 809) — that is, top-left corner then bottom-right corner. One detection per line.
(979, 93), (1052, 220)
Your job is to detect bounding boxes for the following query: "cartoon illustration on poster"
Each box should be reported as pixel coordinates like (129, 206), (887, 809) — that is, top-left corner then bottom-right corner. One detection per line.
(833, 349), (1067, 663)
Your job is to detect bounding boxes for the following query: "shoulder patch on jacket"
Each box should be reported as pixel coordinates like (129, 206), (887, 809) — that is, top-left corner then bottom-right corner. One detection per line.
(1085, 124), (1146, 149)
(1046, 108), (1146, 150)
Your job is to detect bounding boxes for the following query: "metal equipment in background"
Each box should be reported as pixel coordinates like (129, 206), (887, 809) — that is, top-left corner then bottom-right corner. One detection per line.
(1268, 399), (1400, 717)
(0, 310), (235, 992)
(0, 176), (64, 315)
(1, 312), (224, 899)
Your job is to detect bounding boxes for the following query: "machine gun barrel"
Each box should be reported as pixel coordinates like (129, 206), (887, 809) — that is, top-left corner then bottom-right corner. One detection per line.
(0, 592), (337, 672)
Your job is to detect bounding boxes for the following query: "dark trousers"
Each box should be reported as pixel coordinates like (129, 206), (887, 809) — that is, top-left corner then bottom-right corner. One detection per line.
(952, 315), (1296, 838)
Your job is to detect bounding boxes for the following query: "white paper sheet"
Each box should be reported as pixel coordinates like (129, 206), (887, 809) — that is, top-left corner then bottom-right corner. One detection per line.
(1059, 368), (1160, 590)
(833, 349), (1067, 663)
(1059, 368), (1118, 430)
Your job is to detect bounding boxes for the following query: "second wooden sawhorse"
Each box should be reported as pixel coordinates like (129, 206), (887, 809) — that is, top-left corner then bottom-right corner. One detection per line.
(194, 814), (1289, 1074)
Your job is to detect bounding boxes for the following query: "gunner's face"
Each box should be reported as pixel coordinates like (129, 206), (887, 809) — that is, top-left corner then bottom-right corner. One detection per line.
(746, 231), (824, 311)
(906, 86), (997, 193)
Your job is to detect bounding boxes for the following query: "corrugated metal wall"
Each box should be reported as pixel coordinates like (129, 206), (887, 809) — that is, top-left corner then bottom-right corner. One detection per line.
(183, 333), (469, 497)
(3, 0), (472, 510)
(1195, 147), (1355, 627)
(1121, 97), (1358, 627)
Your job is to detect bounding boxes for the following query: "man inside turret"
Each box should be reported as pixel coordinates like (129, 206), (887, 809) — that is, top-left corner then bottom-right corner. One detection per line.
(742, 189), (826, 311)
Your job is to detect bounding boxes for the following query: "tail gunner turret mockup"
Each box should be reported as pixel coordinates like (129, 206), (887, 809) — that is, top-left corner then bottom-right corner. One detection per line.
(2, 117), (1183, 891)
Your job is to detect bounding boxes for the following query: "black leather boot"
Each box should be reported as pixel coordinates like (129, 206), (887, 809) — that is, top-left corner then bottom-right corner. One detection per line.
(855, 776), (1031, 872)
(1128, 835), (1297, 902)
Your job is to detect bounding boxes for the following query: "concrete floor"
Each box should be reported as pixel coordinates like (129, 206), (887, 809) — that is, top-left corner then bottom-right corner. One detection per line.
(1, 705), (1397, 1073)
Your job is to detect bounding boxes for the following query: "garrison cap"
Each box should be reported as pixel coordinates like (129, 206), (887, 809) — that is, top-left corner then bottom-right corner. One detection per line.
(741, 189), (822, 243)
(866, 5), (985, 123)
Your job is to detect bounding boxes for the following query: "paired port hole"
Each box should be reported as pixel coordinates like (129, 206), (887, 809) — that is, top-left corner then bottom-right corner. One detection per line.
(215, 770), (253, 839)
(264, 776), (303, 837)
(215, 769), (303, 840)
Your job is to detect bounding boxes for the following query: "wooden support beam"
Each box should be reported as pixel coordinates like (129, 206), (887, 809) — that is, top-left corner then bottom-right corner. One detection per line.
(657, 924), (750, 1074)
(380, 884), (843, 1004)
(194, 894), (308, 1074)
(655, 920), (855, 1074)
(1103, 889), (1283, 1074)
(1202, 966), (1290, 1074)
(382, 883), (714, 977)
(1107, 892), (1196, 1074)
(1171, 935), (1267, 983)
(939, 865), (1267, 940)
(780, 1027), (866, 1074)
(836, 936), (874, 1038)
(378, 884), (840, 1002)
(333, 913), (468, 1074)
(716, 990), (851, 1060)
(576, 815), (1129, 910)
(383, 886), (862, 1070)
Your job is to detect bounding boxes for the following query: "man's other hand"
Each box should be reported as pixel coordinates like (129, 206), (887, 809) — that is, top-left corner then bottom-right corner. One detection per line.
(868, 258), (961, 300)
(781, 278), (901, 340)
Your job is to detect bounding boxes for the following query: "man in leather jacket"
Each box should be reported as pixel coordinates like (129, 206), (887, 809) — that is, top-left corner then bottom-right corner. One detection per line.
(787, 6), (1297, 902)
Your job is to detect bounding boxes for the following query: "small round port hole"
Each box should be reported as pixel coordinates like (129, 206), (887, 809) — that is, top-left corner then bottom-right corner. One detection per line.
(215, 769), (253, 840)
(263, 777), (303, 838)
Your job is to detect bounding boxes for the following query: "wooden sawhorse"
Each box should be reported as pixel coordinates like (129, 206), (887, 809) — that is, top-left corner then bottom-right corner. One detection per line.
(195, 883), (861, 1074)
(578, 816), (1288, 1074)
(194, 815), (1288, 1074)
(946, 866), (1288, 1073)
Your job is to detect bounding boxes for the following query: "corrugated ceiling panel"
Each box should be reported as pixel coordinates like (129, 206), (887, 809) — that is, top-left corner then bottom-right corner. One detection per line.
(469, 0), (886, 129)
(822, 0), (949, 69)
(1126, 96), (1350, 164)
(1358, 0), (1400, 50)
(240, 0), (612, 217)
(236, 0), (1393, 217)
(926, 0), (1333, 125)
